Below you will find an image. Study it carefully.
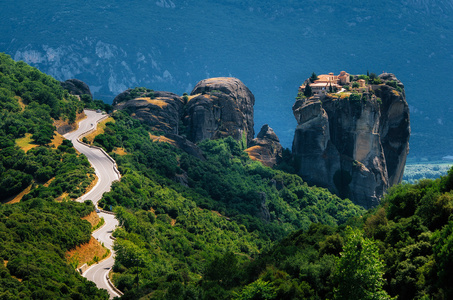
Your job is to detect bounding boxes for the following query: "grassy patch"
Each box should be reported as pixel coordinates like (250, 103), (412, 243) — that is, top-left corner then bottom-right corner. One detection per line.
(149, 132), (177, 147)
(66, 237), (109, 268)
(2, 184), (32, 204)
(187, 94), (200, 101)
(136, 97), (168, 108)
(84, 117), (115, 143)
(392, 90), (400, 97)
(43, 177), (55, 187)
(16, 131), (65, 151)
(56, 192), (70, 202)
(15, 133), (39, 152)
(82, 211), (101, 227)
(49, 132), (65, 148)
(245, 145), (264, 162)
(92, 217), (105, 232)
(16, 96), (25, 111)
(112, 147), (127, 156)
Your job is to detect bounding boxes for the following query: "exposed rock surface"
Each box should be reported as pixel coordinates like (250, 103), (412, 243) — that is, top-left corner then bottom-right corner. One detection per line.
(114, 78), (255, 148)
(184, 77), (255, 147)
(246, 124), (283, 167)
(60, 79), (93, 98)
(113, 77), (256, 159)
(114, 90), (185, 134)
(292, 73), (410, 208)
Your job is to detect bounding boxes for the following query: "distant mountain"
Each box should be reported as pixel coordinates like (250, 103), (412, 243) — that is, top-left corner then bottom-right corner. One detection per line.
(1, 0), (452, 158)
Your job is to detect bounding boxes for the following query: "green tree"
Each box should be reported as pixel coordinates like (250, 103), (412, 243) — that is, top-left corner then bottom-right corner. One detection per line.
(304, 84), (313, 97)
(334, 227), (393, 300)
(233, 279), (277, 300)
(310, 72), (319, 83)
(433, 220), (453, 297)
(349, 93), (362, 103)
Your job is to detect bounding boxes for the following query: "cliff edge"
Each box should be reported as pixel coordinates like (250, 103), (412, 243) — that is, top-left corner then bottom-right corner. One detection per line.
(292, 72), (410, 208)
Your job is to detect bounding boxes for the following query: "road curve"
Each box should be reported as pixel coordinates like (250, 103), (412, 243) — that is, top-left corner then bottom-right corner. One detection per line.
(64, 110), (121, 299)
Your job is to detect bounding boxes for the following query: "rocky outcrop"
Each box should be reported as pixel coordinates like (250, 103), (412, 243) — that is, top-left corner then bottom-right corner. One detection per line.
(113, 78), (255, 148)
(292, 73), (410, 208)
(113, 77), (256, 159)
(374, 73), (409, 186)
(246, 124), (283, 167)
(114, 90), (185, 135)
(60, 79), (93, 98)
(184, 77), (255, 147)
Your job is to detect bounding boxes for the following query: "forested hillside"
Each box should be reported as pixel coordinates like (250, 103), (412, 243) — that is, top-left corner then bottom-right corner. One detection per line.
(2, 54), (453, 300)
(215, 170), (453, 300)
(0, 53), (108, 299)
(85, 108), (364, 298)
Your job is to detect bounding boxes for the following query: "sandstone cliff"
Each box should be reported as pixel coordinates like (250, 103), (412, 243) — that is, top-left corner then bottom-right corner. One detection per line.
(113, 78), (256, 159)
(114, 89), (185, 135)
(246, 124), (283, 167)
(292, 73), (410, 208)
(114, 78), (255, 149)
(184, 77), (255, 147)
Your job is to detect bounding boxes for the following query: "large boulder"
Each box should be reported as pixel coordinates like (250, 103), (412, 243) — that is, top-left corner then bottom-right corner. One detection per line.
(112, 78), (256, 159)
(292, 73), (410, 208)
(184, 77), (255, 147)
(246, 124), (283, 167)
(114, 90), (185, 135)
(60, 79), (93, 98)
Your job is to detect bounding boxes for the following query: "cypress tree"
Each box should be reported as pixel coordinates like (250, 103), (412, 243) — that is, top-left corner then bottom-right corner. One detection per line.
(304, 84), (313, 97)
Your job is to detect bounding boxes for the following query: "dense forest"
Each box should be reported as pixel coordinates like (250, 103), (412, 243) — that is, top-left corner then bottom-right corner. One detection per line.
(2, 52), (453, 300)
(0, 53), (108, 299)
(85, 109), (364, 298)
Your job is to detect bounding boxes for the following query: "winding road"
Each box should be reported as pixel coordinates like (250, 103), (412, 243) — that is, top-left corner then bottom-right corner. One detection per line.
(64, 110), (121, 299)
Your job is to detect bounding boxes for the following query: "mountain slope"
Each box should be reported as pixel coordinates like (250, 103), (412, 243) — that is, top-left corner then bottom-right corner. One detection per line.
(0, 53), (109, 299)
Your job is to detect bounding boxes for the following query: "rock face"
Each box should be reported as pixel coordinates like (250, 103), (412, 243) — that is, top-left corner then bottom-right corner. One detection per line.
(292, 73), (410, 208)
(184, 77), (255, 147)
(60, 79), (93, 98)
(113, 77), (256, 159)
(114, 90), (185, 135)
(246, 124), (283, 167)
(114, 78), (255, 148)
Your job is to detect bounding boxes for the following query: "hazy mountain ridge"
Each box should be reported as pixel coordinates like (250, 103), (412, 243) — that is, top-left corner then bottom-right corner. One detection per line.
(13, 38), (173, 98)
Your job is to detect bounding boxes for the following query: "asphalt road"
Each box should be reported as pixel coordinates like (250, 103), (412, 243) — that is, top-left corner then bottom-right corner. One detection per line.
(64, 110), (121, 299)
(64, 110), (120, 205)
